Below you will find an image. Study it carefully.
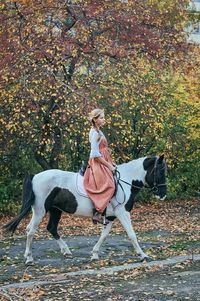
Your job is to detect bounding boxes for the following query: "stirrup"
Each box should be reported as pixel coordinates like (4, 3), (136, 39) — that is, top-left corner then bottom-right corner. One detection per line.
(92, 212), (103, 224)
(103, 216), (109, 225)
(92, 212), (109, 225)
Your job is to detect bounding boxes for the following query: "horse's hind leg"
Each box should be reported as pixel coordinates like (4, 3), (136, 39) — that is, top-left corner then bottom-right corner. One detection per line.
(47, 208), (72, 256)
(24, 205), (45, 265)
(91, 222), (113, 260)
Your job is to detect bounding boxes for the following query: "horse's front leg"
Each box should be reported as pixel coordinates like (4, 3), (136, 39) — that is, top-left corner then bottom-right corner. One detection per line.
(115, 207), (149, 261)
(91, 221), (113, 260)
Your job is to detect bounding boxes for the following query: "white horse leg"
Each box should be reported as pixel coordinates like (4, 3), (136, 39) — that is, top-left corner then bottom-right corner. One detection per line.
(115, 208), (149, 260)
(91, 222), (113, 260)
(56, 238), (72, 256)
(24, 206), (45, 264)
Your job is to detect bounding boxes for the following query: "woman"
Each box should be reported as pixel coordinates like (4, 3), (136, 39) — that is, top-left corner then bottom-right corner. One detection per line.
(83, 108), (116, 225)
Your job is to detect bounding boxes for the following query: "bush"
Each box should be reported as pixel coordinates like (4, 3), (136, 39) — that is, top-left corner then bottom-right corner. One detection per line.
(0, 178), (22, 216)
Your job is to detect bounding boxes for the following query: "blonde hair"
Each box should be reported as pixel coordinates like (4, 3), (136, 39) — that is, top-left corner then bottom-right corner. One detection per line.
(88, 108), (104, 122)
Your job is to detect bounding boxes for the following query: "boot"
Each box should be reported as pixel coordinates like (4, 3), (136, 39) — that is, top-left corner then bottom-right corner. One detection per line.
(92, 212), (109, 225)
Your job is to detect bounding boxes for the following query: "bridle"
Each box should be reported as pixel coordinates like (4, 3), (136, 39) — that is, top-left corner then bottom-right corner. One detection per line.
(115, 157), (166, 193)
(149, 157), (167, 193)
(112, 158), (166, 209)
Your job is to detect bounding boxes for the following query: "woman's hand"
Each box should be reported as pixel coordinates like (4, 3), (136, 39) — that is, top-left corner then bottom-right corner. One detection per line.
(95, 157), (117, 172)
(109, 164), (117, 172)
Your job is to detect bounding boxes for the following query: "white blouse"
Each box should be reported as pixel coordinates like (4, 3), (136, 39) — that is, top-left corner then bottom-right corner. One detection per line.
(89, 128), (104, 158)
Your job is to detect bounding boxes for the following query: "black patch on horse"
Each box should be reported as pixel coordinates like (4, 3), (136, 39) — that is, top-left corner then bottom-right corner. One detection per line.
(106, 216), (116, 222)
(45, 187), (78, 214)
(47, 207), (62, 240)
(125, 180), (144, 212)
(143, 155), (166, 199)
(143, 157), (156, 171)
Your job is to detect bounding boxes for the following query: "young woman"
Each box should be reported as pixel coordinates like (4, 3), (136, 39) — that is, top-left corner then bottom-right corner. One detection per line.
(83, 108), (116, 225)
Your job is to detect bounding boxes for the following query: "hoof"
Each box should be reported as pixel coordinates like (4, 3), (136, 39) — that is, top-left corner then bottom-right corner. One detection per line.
(25, 259), (34, 266)
(91, 254), (99, 261)
(140, 256), (152, 262)
(63, 253), (73, 257)
(62, 250), (72, 256)
(137, 252), (152, 262)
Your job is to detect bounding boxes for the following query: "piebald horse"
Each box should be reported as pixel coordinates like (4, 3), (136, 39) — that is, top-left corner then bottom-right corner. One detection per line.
(4, 155), (167, 265)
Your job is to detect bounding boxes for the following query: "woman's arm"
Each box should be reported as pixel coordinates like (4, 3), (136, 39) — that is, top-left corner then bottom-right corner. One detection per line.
(90, 129), (102, 158)
(94, 156), (116, 172)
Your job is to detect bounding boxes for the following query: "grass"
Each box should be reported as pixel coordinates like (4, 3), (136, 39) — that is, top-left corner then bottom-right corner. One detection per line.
(169, 240), (200, 251)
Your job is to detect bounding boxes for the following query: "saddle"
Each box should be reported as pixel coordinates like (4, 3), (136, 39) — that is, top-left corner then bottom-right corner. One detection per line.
(76, 172), (88, 197)
(79, 161), (88, 176)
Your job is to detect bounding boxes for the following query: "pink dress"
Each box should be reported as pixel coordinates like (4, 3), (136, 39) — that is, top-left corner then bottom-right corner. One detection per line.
(83, 129), (115, 213)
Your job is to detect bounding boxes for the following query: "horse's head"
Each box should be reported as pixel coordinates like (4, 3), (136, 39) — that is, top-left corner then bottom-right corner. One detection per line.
(143, 155), (167, 200)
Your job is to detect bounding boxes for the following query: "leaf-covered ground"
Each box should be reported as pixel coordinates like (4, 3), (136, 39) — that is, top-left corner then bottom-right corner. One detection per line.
(0, 199), (199, 300)
(1, 198), (199, 238)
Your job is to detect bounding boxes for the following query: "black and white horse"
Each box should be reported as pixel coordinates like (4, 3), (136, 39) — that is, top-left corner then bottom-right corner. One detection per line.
(4, 155), (167, 265)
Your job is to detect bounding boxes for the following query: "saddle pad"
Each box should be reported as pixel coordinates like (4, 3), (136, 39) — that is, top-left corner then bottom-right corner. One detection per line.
(76, 173), (89, 197)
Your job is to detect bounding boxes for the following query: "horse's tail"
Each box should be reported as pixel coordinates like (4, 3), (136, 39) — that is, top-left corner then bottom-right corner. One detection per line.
(3, 174), (35, 234)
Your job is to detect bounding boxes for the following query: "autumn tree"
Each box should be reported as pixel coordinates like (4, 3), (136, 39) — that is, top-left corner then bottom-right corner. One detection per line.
(0, 0), (190, 171)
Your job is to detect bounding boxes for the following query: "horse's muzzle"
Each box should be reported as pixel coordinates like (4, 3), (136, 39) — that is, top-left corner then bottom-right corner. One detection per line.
(155, 195), (166, 201)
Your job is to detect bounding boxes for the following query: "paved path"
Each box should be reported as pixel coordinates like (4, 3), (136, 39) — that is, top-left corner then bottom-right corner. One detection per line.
(1, 233), (200, 300)
(1, 254), (200, 289)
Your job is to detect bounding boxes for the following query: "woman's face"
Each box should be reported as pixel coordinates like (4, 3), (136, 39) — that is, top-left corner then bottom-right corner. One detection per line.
(94, 113), (105, 128)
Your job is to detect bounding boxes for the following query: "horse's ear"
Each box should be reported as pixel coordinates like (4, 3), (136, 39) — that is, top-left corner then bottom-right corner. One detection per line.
(157, 154), (164, 164)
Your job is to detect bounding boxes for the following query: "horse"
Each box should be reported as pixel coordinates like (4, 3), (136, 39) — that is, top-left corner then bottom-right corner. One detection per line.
(4, 155), (167, 265)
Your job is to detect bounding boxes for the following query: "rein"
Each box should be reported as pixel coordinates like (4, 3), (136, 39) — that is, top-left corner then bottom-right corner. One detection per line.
(115, 162), (166, 193)
(115, 171), (143, 190)
(115, 170), (146, 190)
